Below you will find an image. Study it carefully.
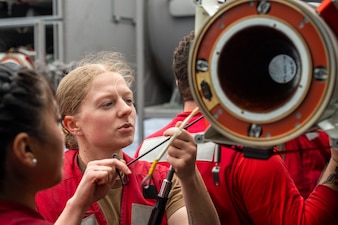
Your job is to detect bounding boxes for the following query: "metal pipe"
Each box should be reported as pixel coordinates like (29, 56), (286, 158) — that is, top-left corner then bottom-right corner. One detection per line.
(136, 0), (145, 143)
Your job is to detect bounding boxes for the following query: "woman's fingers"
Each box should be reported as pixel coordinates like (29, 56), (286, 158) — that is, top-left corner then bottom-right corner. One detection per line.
(83, 158), (131, 186)
(88, 158), (131, 174)
(163, 125), (197, 179)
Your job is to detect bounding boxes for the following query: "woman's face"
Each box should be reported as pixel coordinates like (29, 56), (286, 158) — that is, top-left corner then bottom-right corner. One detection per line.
(76, 72), (136, 152)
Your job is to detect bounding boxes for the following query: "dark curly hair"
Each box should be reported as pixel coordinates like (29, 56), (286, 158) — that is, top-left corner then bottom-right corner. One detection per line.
(172, 30), (195, 102)
(0, 62), (55, 179)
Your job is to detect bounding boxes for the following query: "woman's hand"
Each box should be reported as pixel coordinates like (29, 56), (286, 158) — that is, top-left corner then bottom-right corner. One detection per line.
(55, 158), (131, 225)
(164, 122), (221, 225)
(164, 121), (197, 181)
(73, 158), (131, 207)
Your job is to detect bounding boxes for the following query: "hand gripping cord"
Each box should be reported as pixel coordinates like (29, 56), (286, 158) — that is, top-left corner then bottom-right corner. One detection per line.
(141, 107), (200, 189)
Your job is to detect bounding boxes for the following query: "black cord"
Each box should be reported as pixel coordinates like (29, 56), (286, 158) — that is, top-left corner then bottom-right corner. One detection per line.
(127, 115), (204, 166)
(221, 144), (332, 160)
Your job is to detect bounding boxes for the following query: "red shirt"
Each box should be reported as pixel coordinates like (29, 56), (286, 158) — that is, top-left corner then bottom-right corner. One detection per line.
(36, 150), (178, 225)
(135, 111), (338, 225)
(0, 200), (52, 225)
(284, 131), (331, 198)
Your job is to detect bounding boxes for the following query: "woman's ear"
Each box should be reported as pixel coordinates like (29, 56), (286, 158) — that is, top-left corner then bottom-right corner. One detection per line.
(12, 133), (38, 167)
(62, 115), (81, 135)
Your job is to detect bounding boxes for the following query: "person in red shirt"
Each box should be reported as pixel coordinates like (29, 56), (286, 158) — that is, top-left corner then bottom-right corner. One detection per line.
(0, 62), (131, 225)
(35, 51), (220, 225)
(277, 131), (331, 199)
(135, 30), (338, 225)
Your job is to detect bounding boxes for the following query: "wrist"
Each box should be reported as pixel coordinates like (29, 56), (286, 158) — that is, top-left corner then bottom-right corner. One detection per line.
(332, 157), (338, 164)
(180, 171), (199, 185)
(180, 170), (207, 191)
(66, 195), (90, 211)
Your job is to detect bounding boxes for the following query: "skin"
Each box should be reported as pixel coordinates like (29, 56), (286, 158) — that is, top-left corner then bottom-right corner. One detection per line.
(55, 158), (131, 225)
(165, 123), (219, 225)
(2, 101), (64, 210)
(63, 71), (136, 162)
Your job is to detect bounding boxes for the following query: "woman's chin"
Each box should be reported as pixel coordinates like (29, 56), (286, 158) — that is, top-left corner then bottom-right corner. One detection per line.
(121, 137), (134, 149)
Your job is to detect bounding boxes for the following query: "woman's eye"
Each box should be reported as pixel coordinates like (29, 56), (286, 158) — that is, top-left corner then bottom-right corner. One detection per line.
(102, 102), (113, 108)
(125, 98), (134, 105)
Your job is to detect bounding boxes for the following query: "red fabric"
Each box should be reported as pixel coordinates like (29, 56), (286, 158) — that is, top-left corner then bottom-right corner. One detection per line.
(135, 111), (338, 225)
(35, 150), (170, 225)
(317, 0), (338, 37)
(0, 200), (52, 225)
(284, 132), (331, 198)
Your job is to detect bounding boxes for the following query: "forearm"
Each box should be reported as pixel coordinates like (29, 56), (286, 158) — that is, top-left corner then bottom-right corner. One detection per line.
(54, 197), (88, 225)
(180, 169), (220, 225)
(318, 157), (338, 192)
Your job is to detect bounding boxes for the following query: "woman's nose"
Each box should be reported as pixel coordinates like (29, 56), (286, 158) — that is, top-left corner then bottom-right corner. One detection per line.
(117, 99), (133, 117)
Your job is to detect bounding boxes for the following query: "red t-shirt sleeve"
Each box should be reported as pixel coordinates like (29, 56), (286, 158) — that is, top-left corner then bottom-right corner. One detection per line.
(234, 154), (338, 225)
(304, 185), (338, 224)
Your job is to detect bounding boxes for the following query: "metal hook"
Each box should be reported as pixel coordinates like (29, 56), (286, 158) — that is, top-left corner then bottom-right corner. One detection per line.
(142, 159), (159, 189)
(142, 175), (152, 189)
(112, 153), (129, 185)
